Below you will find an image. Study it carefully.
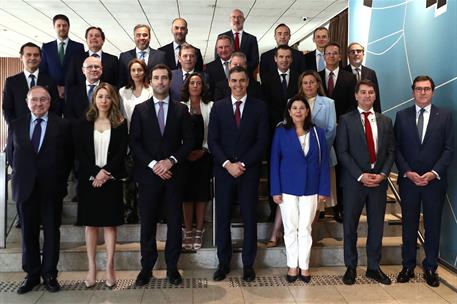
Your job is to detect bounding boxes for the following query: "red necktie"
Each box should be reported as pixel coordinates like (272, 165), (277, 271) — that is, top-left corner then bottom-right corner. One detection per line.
(327, 71), (334, 97)
(234, 32), (240, 51)
(235, 101), (242, 128)
(362, 112), (376, 164)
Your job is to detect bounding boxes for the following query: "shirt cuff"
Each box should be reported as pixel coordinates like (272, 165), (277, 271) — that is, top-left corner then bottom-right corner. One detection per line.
(431, 170), (441, 180)
(357, 173), (363, 182)
(148, 160), (157, 169)
(170, 156), (178, 164)
(222, 160), (229, 168)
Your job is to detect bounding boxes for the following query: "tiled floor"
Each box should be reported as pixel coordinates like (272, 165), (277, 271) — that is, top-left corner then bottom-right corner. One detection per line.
(0, 266), (456, 304)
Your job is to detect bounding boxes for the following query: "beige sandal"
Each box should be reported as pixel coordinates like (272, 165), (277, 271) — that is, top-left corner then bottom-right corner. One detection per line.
(193, 229), (204, 250)
(182, 230), (193, 250)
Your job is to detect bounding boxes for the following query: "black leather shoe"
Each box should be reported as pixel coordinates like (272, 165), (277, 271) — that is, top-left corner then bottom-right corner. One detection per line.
(43, 277), (60, 292)
(17, 276), (40, 294)
(243, 267), (256, 282)
(333, 210), (343, 223)
(342, 267), (356, 285)
(299, 270), (311, 283)
(396, 267), (415, 283)
(213, 265), (230, 281)
(366, 268), (391, 285)
(135, 269), (152, 286)
(167, 269), (183, 285)
(286, 274), (298, 283)
(423, 270), (440, 287)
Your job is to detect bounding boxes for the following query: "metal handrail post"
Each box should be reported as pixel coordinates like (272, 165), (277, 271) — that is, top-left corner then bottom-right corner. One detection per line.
(0, 152), (7, 248)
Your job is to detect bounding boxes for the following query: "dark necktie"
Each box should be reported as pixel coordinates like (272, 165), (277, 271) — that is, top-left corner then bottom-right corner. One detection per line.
(88, 84), (96, 103)
(355, 67), (361, 82)
(58, 41), (65, 66)
(31, 118), (43, 153)
(183, 72), (189, 81)
(29, 74), (36, 88)
(281, 73), (288, 98)
(417, 108), (425, 143)
(327, 71), (335, 97)
(234, 100), (242, 128)
(91, 53), (100, 58)
(362, 112), (376, 164)
(223, 61), (230, 79)
(176, 45), (181, 67)
(157, 101), (165, 135)
(234, 32), (240, 51)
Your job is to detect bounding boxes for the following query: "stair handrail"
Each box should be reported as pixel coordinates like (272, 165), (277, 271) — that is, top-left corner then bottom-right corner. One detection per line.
(0, 152), (7, 248)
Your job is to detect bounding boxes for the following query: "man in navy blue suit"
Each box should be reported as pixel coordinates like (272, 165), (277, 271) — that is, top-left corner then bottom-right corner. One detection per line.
(395, 75), (454, 287)
(40, 14), (85, 102)
(208, 66), (269, 282)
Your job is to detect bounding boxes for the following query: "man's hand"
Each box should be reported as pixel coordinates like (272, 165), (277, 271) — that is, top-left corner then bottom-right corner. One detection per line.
(406, 171), (429, 186)
(224, 161), (245, 178)
(153, 159), (174, 180)
(360, 173), (380, 187)
(57, 85), (65, 99)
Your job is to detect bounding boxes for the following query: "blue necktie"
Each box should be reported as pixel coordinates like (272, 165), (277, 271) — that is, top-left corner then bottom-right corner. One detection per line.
(88, 84), (96, 103)
(318, 53), (325, 72)
(29, 74), (36, 88)
(31, 118), (43, 153)
(157, 101), (165, 135)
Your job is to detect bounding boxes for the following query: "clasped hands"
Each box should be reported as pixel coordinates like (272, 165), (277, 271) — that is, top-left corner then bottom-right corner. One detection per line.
(360, 173), (385, 187)
(153, 159), (173, 180)
(272, 194), (329, 205)
(224, 161), (245, 178)
(406, 171), (436, 186)
(92, 169), (112, 188)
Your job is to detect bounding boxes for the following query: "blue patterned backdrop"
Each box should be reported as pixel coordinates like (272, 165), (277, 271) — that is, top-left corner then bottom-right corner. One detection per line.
(348, 0), (457, 270)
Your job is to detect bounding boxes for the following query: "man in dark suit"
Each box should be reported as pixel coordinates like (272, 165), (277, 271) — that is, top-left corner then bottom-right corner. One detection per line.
(64, 56), (103, 121)
(304, 27), (329, 72)
(158, 18), (204, 72)
(130, 64), (194, 286)
(3, 42), (59, 125)
(208, 66), (269, 282)
(66, 26), (118, 87)
(261, 45), (299, 129)
(205, 34), (234, 99)
(217, 9), (259, 76)
(259, 23), (306, 82)
(336, 80), (395, 286)
(40, 14), (85, 101)
(7, 86), (72, 294)
(213, 52), (263, 101)
(343, 42), (381, 112)
(118, 24), (166, 87)
(395, 75), (454, 287)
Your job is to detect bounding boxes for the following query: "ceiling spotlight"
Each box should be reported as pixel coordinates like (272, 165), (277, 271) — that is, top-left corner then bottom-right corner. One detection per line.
(302, 17), (308, 22)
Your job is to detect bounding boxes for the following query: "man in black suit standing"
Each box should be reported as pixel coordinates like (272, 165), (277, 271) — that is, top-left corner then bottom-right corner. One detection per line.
(208, 66), (269, 282)
(3, 42), (59, 125)
(66, 26), (119, 87)
(205, 34), (234, 99)
(64, 56), (103, 121)
(159, 18), (204, 72)
(395, 75), (454, 287)
(259, 23), (306, 82)
(7, 86), (72, 294)
(336, 80), (395, 285)
(304, 27), (330, 72)
(130, 64), (194, 286)
(217, 9), (259, 76)
(261, 45), (299, 129)
(213, 52), (263, 101)
(118, 24), (166, 87)
(343, 42), (381, 112)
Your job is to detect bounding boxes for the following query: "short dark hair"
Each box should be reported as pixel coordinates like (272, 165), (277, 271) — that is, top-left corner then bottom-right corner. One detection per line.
(178, 43), (196, 56)
(355, 79), (377, 93)
(274, 44), (292, 57)
(313, 27), (329, 38)
(85, 26), (105, 41)
(274, 23), (290, 34)
(411, 75), (435, 91)
(151, 63), (172, 80)
(324, 42), (341, 53)
(216, 34), (234, 47)
(180, 72), (211, 104)
(134, 24), (151, 35)
(284, 95), (313, 131)
(53, 14), (70, 26)
(20, 42), (41, 56)
(228, 65), (249, 79)
(126, 58), (149, 90)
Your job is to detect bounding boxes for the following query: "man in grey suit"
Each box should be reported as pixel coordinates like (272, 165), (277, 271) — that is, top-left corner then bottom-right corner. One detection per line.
(336, 80), (395, 285)
(118, 24), (166, 87)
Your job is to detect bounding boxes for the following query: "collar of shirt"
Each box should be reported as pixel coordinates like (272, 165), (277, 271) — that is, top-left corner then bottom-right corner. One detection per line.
(232, 30), (244, 36)
(24, 69), (39, 79)
(31, 112), (49, 123)
(350, 64), (362, 72)
(316, 49), (324, 58)
(86, 80), (100, 87)
(88, 50), (102, 58)
(277, 69), (290, 77)
(153, 96), (170, 105)
(173, 41), (181, 51)
(357, 107), (375, 116)
(136, 47), (150, 56)
(325, 67), (339, 79)
(220, 58), (230, 66)
(415, 103), (431, 113)
(231, 95), (247, 105)
(182, 69), (194, 75)
(57, 37), (69, 45)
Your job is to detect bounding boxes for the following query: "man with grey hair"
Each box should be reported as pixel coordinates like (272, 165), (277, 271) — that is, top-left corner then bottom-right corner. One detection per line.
(118, 24), (166, 87)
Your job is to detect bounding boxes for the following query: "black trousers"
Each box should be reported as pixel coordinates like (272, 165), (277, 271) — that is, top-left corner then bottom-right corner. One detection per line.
(138, 179), (183, 271)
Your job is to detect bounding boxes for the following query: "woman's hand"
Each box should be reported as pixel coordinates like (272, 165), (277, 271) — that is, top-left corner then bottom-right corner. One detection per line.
(273, 195), (283, 204)
(92, 169), (111, 188)
(318, 195), (329, 204)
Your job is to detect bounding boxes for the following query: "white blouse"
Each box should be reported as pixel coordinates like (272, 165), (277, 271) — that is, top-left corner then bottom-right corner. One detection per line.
(298, 132), (310, 156)
(94, 129), (111, 167)
(119, 86), (153, 128)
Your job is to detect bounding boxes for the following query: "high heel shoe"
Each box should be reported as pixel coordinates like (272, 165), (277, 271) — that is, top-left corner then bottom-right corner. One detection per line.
(83, 280), (96, 288)
(193, 229), (205, 250)
(105, 279), (116, 289)
(182, 229), (193, 250)
(299, 269), (311, 283)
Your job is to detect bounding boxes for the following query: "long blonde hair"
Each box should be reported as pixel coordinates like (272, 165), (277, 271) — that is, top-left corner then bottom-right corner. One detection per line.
(86, 82), (124, 128)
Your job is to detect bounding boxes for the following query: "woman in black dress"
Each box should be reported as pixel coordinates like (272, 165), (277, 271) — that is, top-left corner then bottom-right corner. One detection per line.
(73, 83), (127, 288)
(180, 73), (213, 250)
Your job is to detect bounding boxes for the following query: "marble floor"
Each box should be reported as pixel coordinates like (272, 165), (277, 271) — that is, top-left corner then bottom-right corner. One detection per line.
(0, 265), (456, 304)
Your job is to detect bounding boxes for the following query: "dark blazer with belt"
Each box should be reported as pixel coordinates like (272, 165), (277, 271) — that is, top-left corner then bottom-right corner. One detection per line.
(40, 39), (85, 86)
(304, 50), (318, 71)
(270, 125), (330, 197)
(159, 42), (204, 72)
(342, 64), (381, 112)
(259, 48), (306, 82)
(66, 51), (119, 87)
(2, 71), (60, 124)
(261, 70), (299, 128)
(319, 69), (357, 120)
(217, 30), (259, 73)
(118, 48), (166, 88)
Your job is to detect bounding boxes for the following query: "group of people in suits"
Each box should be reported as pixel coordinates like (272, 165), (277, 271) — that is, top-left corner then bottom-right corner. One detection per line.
(2, 8), (454, 295)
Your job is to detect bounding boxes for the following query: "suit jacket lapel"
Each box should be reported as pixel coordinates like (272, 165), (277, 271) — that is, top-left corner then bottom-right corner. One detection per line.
(147, 99), (162, 137)
(312, 96), (324, 119)
(375, 113), (384, 154)
(38, 114), (53, 154)
(352, 110), (368, 150)
(163, 100), (174, 137)
(20, 73), (30, 92)
(422, 105), (437, 146)
(286, 128), (306, 160)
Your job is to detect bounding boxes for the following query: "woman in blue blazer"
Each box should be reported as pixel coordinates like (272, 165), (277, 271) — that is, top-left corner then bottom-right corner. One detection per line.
(270, 95), (330, 283)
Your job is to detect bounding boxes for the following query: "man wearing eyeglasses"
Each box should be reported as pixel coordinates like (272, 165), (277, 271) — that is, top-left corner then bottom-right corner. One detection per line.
(64, 56), (103, 121)
(343, 42), (381, 112)
(394, 75), (454, 288)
